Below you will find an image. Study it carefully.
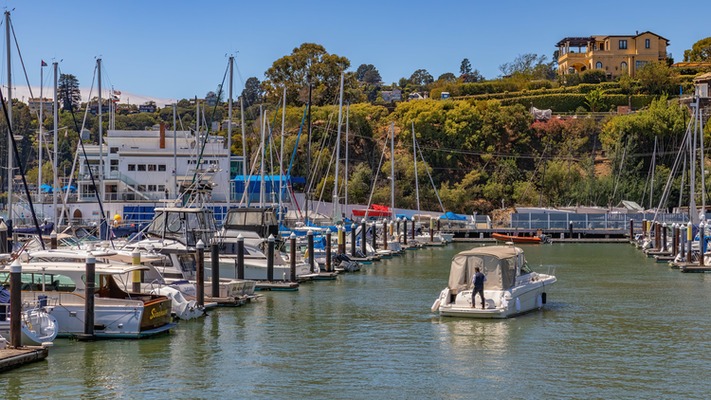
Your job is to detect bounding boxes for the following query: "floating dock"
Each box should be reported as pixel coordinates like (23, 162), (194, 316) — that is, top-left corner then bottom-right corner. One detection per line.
(255, 281), (300, 291)
(0, 347), (49, 373)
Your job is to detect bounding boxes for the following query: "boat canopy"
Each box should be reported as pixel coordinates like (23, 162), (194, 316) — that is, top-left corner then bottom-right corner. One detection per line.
(447, 246), (523, 292)
(440, 211), (467, 221)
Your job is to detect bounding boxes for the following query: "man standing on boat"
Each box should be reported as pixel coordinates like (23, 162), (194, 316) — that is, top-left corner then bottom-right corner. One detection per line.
(471, 267), (486, 309)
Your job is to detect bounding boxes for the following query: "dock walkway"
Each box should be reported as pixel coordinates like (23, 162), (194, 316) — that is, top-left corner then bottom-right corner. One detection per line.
(0, 347), (49, 373)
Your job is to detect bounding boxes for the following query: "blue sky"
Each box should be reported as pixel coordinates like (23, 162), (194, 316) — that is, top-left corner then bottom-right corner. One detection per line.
(6, 0), (711, 104)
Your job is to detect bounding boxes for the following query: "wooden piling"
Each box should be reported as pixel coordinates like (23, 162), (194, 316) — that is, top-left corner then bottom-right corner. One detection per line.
(9, 259), (21, 348)
(196, 240), (205, 307)
(84, 254), (96, 339)
(132, 250), (141, 293)
(267, 235), (275, 282)
(686, 222), (693, 263)
(371, 222), (377, 250)
(629, 219), (634, 242)
(211, 243), (220, 298)
(237, 234), (245, 280)
(403, 218), (407, 246)
(361, 221), (366, 256)
(383, 220), (388, 250)
(351, 223), (356, 257)
(326, 231), (332, 272)
(289, 233), (297, 281)
(307, 230), (315, 273)
(662, 223), (667, 252)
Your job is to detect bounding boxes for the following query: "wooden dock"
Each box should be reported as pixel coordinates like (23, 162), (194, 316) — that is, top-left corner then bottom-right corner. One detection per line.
(254, 281), (300, 291)
(0, 347), (49, 373)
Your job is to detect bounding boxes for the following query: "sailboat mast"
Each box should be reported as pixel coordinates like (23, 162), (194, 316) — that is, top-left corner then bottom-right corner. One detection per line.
(690, 100), (698, 224)
(306, 82), (312, 223)
(97, 58), (104, 219)
(240, 96), (248, 205)
(345, 103), (350, 214)
(649, 136), (657, 210)
(53, 62), (58, 229)
(227, 55), (234, 209)
(333, 72), (344, 222)
(259, 105), (265, 207)
(390, 122), (395, 214)
(173, 103), (177, 198)
(38, 62), (44, 199)
(5, 11), (13, 222)
(412, 121), (420, 212)
(279, 87), (286, 226)
(700, 103), (706, 218)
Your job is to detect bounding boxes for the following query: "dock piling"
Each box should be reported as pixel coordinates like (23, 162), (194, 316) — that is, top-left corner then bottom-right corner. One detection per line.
(196, 240), (205, 307)
(132, 250), (141, 293)
(84, 254), (96, 339)
(289, 233), (296, 281)
(237, 234), (245, 280)
(371, 222), (377, 251)
(361, 221), (366, 255)
(50, 230), (57, 250)
(326, 231), (332, 272)
(351, 223), (356, 257)
(307, 230), (315, 273)
(211, 243), (220, 298)
(267, 235), (275, 281)
(403, 218), (407, 246)
(9, 259), (21, 348)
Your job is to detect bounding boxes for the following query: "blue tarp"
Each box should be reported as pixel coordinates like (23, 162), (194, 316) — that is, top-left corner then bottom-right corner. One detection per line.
(62, 185), (77, 192)
(40, 184), (53, 193)
(440, 211), (467, 221)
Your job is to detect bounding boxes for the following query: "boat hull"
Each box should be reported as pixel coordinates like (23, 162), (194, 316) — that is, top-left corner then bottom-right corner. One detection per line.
(492, 233), (542, 244)
(435, 276), (556, 319)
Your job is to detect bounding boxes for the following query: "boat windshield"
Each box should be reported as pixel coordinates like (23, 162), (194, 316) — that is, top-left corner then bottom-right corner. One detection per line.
(520, 262), (533, 276)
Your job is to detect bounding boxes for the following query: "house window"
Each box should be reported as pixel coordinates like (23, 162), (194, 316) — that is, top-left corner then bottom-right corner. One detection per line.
(645, 39), (650, 49)
(619, 40), (627, 49)
(599, 43), (605, 51)
(596, 62), (603, 69)
(635, 60), (648, 70)
(621, 61), (628, 73)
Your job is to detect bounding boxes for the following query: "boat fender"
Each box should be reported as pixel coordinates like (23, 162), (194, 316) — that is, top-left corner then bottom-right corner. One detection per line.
(431, 299), (441, 313)
(515, 297), (521, 312)
(536, 294), (543, 308)
(541, 292), (547, 304)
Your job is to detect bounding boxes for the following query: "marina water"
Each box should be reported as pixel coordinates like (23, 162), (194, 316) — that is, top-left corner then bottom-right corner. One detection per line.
(3, 243), (711, 398)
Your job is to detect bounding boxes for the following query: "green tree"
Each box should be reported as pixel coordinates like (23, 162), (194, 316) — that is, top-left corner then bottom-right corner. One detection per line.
(437, 72), (457, 82)
(409, 69), (434, 86)
(58, 74), (81, 111)
(263, 43), (350, 106)
(584, 88), (606, 112)
(683, 37), (711, 62)
(356, 64), (381, 84)
(635, 62), (678, 95)
(499, 53), (555, 80)
(242, 77), (262, 106)
(460, 58), (472, 76)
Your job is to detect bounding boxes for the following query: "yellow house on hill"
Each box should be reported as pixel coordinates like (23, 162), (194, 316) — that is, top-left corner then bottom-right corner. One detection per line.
(556, 31), (669, 78)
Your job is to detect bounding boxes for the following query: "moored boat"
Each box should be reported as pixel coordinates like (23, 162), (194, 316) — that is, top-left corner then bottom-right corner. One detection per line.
(432, 245), (556, 318)
(492, 232), (551, 244)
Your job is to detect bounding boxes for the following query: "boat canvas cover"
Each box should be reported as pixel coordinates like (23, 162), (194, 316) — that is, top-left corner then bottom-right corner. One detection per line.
(448, 246), (520, 292)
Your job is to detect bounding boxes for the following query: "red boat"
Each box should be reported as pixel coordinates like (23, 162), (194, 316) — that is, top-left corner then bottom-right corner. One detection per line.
(352, 203), (392, 218)
(492, 232), (550, 244)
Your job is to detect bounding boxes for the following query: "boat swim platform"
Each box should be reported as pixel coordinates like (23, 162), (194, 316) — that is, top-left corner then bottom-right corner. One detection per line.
(0, 347), (49, 373)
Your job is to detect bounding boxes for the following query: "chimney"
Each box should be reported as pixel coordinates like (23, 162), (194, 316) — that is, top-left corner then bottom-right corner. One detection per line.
(159, 122), (166, 149)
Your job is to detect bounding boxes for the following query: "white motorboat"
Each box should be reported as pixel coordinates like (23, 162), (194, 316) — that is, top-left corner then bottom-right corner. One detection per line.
(0, 302), (58, 346)
(0, 260), (175, 338)
(432, 245), (556, 318)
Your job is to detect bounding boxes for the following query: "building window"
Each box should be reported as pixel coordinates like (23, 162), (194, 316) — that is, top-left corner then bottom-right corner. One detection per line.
(148, 164), (156, 172)
(596, 62), (603, 69)
(619, 40), (627, 49)
(158, 164), (166, 172)
(137, 164), (146, 171)
(645, 38), (650, 49)
(110, 159), (118, 172)
(128, 164), (135, 171)
(621, 61), (628, 73)
(600, 43), (605, 51)
(110, 147), (118, 154)
(635, 60), (648, 70)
